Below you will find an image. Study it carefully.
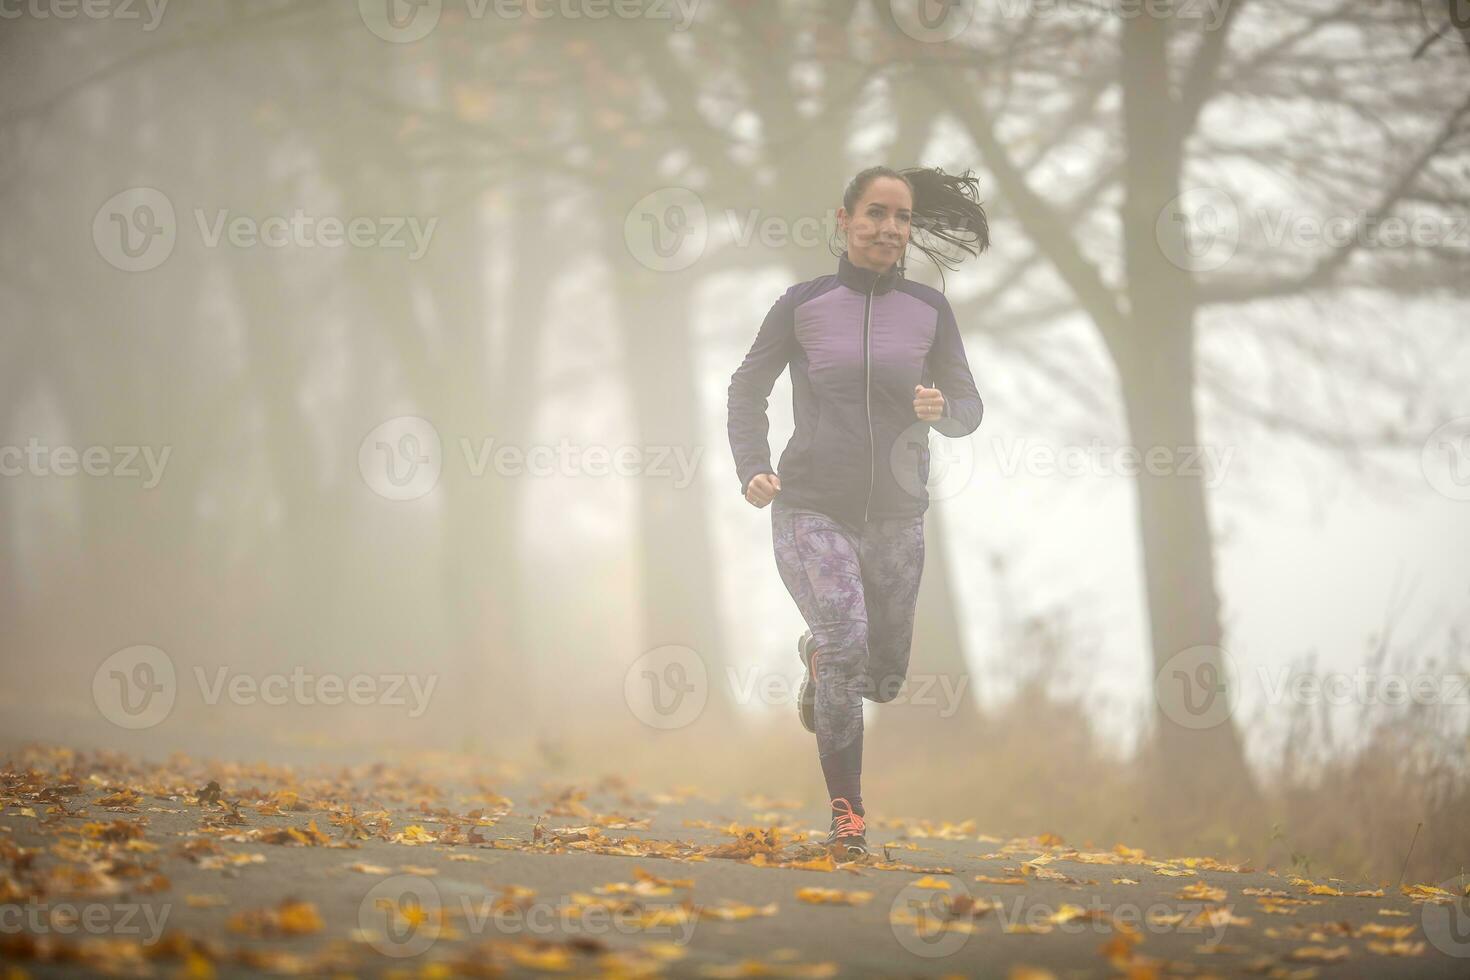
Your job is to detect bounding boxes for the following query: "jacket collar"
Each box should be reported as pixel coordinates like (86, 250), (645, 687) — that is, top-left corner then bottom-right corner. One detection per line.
(837, 249), (902, 295)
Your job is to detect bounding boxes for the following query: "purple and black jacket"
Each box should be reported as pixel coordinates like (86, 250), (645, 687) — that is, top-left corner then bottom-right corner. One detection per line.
(727, 250), (984, 529)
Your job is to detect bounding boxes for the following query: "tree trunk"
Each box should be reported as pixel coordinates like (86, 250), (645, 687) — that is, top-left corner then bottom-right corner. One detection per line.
(610, 264), (735, 728)
(431, 184), (543, 744)
(1116, 11), (1262, 848)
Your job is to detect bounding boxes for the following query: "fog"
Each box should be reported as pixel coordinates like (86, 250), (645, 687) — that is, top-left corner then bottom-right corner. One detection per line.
(3, 1), (1469, 881)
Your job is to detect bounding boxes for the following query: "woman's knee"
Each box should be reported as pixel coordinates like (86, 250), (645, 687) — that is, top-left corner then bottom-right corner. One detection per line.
(861, 642), (911, 702)
(863, 671), (906, 703)
(810, 621), (868, 664)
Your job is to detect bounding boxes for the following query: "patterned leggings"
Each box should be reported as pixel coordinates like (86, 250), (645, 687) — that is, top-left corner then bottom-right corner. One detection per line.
(770, 499), (926, 807)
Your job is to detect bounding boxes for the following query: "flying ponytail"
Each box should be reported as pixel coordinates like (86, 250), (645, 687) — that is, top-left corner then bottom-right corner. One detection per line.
(836, 165), (990, 288)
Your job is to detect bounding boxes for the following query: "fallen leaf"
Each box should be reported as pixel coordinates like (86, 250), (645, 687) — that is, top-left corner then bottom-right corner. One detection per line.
(796, 887), (872, 906)
(1286, 944), (1350, 962)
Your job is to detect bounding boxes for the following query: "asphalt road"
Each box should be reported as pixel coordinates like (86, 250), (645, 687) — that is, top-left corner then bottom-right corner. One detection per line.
(2, 744), (1467, 978)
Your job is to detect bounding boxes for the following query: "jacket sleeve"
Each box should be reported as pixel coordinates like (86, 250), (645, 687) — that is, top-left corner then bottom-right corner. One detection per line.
(926, 293), (984, 438)
(727, 285), (797, 495)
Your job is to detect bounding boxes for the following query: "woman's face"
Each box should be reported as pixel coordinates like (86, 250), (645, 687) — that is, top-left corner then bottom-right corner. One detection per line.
(838, 176), (912, 272)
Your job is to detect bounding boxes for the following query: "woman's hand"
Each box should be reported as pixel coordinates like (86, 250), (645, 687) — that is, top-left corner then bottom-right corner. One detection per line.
(744, 472), (781, 507)
(914, 384), (945, 421)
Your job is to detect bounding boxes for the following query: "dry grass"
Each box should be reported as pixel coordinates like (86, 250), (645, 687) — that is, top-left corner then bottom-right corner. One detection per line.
(542, 615), (1470, 887)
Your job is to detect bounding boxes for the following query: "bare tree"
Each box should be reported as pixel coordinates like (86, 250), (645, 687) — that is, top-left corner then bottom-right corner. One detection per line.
(860, 0), (1470, 833)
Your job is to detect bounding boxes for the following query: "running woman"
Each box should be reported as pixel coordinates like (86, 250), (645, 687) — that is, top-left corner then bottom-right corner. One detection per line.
(726, 166), (988, 855)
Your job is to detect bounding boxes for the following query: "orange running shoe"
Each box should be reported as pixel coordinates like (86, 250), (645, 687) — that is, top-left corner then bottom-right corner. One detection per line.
(824, 797), (867, 855)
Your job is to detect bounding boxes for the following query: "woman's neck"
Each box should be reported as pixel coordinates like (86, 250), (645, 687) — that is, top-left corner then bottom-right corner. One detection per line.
(847, 251), (897, 274)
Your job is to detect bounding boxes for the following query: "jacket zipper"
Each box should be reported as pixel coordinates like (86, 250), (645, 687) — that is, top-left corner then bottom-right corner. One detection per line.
(862, 281), (875, 523)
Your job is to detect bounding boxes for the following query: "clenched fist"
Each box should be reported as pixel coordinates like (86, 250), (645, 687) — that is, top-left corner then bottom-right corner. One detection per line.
(914, 384), (945, 422)
(744, 472), (781, 507)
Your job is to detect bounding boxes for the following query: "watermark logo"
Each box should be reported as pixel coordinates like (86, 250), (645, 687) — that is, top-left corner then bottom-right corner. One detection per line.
(359, 417), (443, 501)
(889, 878), (975, 958)
(624, 193), (985, 270)
(193, 666), (438, 718)
(625, 644), (707, 729)
(358, 0), (442, 42)
(625, 188), (708, 272)
(359, 419), (704, 499)
(92, 646), (439, 729)
(93, 188), (176, 273)
(891, 885), (1238, 959)
(1154, 644), (1239, 730)
(620, 660), (971, 729)
(359, 875), (441, 957)
(891, 422), (976, 501)
(193, 210), (437, 258)
(358, 874), (700, 954)
(93, 190), (438, 272)
(1422, 875), (1470, 958)
(1157, 186), (1239, 273)
(888, 0), (973, 44)
(1420, 0), (1470, 46)
(1422, 416), (1470, 502)
(93, 645), (176, 730)
(1159, 188), (1469, 273)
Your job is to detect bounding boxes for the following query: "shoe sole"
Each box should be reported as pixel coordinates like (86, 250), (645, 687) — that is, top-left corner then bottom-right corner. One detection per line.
(797, 633), (816, 734)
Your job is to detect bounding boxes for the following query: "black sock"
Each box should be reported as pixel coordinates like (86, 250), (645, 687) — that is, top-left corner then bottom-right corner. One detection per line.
(819, 728), (863, 813)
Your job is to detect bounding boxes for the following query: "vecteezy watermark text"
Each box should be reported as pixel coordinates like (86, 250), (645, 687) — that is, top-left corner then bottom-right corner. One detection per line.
(993, 437), (1235, 487)
(193, 209), (436, 259)
(1158, 186), (1470, 273)
(0, 901), (171, 946)
(460, 438), (702, 486)
(622, 644), (974, 730)
(358, 875), (699, 960)
(356, 0), (700, 43)
(0, 439), (170, 488)
(358, 417), (704, 501)
(92, 645), (438, 729)
(193, 666), (438, 716)
(1257, 667), (1470, 708)
(1155, 644), (1470, 731)
(724, 665), (970, 716)
(889, 877), (1238, 960)
(93, 188), (438, 272)
(0, 0), (169, 30)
